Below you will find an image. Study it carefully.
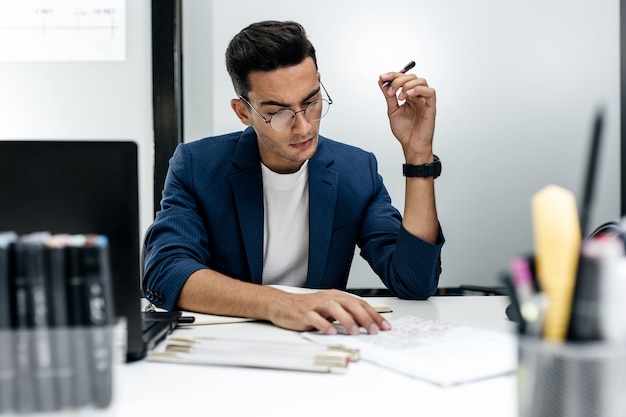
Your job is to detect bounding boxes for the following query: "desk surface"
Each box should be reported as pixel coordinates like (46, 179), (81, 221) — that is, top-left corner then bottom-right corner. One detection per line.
(107, 296), (517, 417)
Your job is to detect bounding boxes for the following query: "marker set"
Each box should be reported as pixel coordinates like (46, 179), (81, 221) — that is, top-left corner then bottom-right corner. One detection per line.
(0, 231), (116, 414)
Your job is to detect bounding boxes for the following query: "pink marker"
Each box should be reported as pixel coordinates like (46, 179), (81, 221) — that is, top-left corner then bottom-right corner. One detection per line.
(382, 60), (416, 87)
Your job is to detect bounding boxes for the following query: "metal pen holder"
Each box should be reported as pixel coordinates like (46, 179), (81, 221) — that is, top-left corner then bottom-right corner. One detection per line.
(518, 337), (626, 417)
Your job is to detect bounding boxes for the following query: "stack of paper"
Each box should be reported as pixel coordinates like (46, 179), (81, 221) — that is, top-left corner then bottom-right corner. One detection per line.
(148, 336), (359, 373)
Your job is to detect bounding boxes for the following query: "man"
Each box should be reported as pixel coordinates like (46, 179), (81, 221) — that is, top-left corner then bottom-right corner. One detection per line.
(143, 20), (444, 336)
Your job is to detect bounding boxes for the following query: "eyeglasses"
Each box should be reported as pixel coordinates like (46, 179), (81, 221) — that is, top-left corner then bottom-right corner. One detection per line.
(239, 82), (333, 132)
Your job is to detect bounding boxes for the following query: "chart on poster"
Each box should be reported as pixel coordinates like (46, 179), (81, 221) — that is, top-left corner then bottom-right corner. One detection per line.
(0, 0), (126, 61)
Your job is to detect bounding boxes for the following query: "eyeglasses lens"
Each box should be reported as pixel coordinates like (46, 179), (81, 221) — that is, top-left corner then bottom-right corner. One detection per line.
(270, 100), (330, 132)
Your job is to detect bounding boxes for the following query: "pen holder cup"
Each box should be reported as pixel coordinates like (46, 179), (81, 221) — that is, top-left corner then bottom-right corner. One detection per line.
(0, 324), (124, 415)
(518, 337), (626, 417)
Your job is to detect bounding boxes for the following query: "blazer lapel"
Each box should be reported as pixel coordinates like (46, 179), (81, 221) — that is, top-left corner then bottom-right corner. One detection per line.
(306, 139), (338, 288)
(230, 128), (264, 284)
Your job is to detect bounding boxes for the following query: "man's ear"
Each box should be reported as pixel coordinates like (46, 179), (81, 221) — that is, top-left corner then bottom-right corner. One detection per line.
(231, 98), (252, 126)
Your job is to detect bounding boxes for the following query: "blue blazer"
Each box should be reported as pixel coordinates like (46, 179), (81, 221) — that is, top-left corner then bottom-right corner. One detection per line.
(144, 127), (444, 311)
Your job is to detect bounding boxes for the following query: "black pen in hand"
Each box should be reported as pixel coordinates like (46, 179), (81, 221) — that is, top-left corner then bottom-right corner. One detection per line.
(382, 60), (416, 87)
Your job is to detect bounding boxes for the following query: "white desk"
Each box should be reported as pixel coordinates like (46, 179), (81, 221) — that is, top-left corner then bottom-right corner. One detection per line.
(107, 296), (517, 417)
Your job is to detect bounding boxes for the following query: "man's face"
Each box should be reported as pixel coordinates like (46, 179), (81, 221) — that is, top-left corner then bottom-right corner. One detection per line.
(237, 57), (321, 174)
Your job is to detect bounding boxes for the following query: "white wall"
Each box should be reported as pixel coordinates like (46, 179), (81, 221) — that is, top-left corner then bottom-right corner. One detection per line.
(183, 0), (621, 289)
(0, 1), (155, 244)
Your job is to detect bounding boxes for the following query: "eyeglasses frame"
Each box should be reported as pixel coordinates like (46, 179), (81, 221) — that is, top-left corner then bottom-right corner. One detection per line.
(238, 81), (333, 132)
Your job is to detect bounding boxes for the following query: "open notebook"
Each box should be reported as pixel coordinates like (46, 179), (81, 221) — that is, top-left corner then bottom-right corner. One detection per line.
(0, 140), (180, 361)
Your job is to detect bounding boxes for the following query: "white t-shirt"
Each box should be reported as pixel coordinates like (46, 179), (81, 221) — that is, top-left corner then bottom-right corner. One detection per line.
(260, 161), (309, 286)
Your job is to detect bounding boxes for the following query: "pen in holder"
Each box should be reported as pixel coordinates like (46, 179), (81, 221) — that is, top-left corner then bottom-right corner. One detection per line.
(518, 337), (626, 417)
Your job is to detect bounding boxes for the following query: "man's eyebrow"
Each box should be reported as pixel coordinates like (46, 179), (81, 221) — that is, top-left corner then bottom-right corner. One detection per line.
(258, 87), (321, 108)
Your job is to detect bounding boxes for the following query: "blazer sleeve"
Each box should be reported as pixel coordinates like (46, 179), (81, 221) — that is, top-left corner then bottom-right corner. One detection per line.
(143, 144), (211, 311)
(358, 153), (444, 300)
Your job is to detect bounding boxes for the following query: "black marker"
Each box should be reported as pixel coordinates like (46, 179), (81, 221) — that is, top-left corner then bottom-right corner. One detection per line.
(45, 234), (76, 409)
(0, 232), (17, 413)
(382, 60), (416, 87)
(66, 235), (92, 407)
(82, 235), (114, 409)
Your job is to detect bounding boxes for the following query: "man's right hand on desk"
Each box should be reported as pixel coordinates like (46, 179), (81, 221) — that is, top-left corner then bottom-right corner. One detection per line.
(177, 269), (392, 336)
(270, 289), (392, 335)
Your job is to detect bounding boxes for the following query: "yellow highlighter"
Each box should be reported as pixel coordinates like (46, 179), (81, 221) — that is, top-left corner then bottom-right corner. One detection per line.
(531, 185), (581, 341)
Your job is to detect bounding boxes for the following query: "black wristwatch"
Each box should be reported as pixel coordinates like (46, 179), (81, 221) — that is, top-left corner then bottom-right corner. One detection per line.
(402, 155), (441, 178)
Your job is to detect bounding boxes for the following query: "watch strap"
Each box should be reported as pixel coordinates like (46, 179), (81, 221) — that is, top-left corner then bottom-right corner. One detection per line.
(402, 155), (441, 178)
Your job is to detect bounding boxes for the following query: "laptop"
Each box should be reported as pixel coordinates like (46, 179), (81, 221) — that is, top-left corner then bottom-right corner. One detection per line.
(0, 140), (180, 361)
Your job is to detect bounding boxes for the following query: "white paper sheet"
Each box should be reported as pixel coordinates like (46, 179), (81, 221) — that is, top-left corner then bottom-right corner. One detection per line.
(303, 315), (517, 386)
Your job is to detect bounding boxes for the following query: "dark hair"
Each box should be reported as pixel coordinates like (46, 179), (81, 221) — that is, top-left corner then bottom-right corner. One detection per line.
(225, 20), (318, 97)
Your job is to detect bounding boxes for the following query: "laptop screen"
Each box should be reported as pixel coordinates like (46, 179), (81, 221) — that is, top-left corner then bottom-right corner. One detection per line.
(0, 140), (143, 359)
